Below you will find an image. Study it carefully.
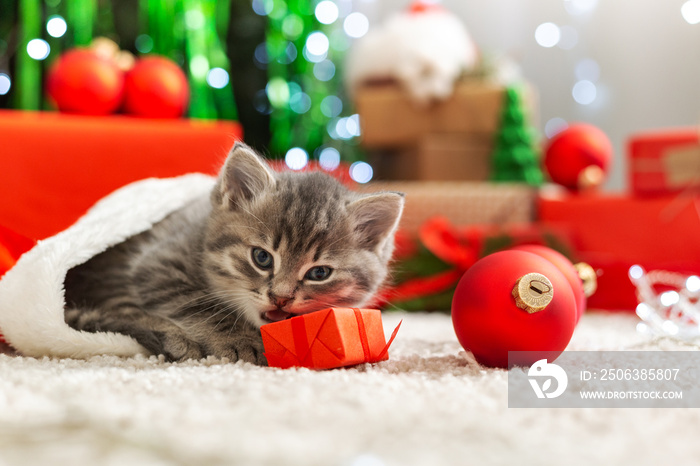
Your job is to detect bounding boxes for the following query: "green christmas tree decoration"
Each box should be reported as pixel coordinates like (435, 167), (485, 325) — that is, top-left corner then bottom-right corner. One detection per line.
(490, 85), (544, 186)
(263, 0), (365, 165)
(2, 0), (238, 121)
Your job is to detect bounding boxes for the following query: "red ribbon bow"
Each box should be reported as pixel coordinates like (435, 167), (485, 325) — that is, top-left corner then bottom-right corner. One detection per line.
(378, 217), (480, 304)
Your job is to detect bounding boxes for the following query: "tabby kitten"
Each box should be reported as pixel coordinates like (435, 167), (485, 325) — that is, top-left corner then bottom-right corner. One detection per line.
(63, 143), (404, 364)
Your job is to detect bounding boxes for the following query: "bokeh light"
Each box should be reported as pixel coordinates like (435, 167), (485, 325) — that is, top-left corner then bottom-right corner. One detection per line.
(321, 95), (343, 118)
(287, 81), (302, 97)
(185, 9), (205, 29)
(189, 54), (209, 78)
(544, 117), (568, 138)
(305, 31), (330, 56)
(315, 1), (339, 25)
(275, 42), (298, 65)
(572, 80), (597, 105)
(206, 67), (229, 89)
(349, 161), (373, 184)
(313, 60), (336, 81)
(285, 147), (309, 170)
(289, 92), (311, 114)
(266, 77), (290, 108)
(682, 0), (700, 24)
(334, 117), (352, 139)
(135, 34), (154, 54)
(46, 15), (67, 38)
(660, 291), (680, 307)
(636, 303), (651, 319)
(344, 12), (369, 38)
(535, 22), (560, 48)
(267, 0), (288, 20)
(26, 39), (50, 60)
(253, 89), (272, 114)
(629, 265), (644, 280)
(254, 42), (269, 67)
(686, 275), (700, 292)
(282, 14), (304, 39)
(252, 0), (274, 16)
(319, 147), (341, 171)
(564, 0), (599, 15)
(346, 114), (361, 137)
(662, 320), (679, 336)
(0, 73), (10, 95)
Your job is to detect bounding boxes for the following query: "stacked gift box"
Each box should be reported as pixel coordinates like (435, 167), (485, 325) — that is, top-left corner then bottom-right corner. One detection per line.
(357, 75), (700, 313)
(356, 80), (537, 182)
(538, 128), (700, 311)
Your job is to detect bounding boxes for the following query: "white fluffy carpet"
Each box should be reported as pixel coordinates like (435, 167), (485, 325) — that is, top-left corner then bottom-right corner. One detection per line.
(0, 310), (698, 466)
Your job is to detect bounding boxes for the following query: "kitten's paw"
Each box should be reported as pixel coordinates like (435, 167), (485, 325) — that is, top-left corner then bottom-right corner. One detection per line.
(220, 335), (267, 366)
(151, 332), (204, 362)
(141, 332), (205, 362)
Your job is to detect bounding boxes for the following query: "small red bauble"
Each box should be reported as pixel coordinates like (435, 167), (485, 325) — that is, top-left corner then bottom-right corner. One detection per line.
(122, 56), (189, 118)
(511, 245), (588, 324)
(451, 250), (577, 368)
(544, 123), (613, 190)
(46, 49), (125, 115)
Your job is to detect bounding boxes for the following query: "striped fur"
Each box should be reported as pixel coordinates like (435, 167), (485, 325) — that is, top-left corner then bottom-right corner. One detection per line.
(64, 143), (404, 364)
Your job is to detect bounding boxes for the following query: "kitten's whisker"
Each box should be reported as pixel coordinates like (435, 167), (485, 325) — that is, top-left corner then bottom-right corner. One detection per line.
(238, 204), (272, 236)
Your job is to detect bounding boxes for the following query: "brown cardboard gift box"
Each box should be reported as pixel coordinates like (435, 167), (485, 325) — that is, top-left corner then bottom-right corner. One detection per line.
(368, 133), (493, 181)
(355, 80), (536, 181)
(355, 80), (505, 148)
(362, 181), (537, 235)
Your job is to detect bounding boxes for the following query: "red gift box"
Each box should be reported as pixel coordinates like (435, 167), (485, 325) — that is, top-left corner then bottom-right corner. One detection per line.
(628, 128), (700, 196)
(0, 110), (242, 241)
(261, 308), (400, 370)
(538, 191), (700, 310)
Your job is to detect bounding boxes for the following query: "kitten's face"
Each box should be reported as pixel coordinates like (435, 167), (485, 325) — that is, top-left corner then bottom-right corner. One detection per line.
(202, 144), (404, 328)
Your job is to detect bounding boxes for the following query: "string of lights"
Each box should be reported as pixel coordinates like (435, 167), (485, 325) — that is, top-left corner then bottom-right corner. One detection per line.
(630, 264), (700, 340)
(257, 0), (373, 182)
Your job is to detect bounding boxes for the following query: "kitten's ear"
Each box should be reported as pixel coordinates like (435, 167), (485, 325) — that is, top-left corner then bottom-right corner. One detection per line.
(347, 192), (405, 253)
(213, 142), (276, 209)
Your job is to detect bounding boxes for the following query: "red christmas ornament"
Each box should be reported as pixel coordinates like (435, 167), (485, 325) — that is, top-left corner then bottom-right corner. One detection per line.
(122, 56), (189, 118)
(451, 250), (577, 368)
(46, 49), (125, 115)
(409, 0), (446, 14)
(544, 123), (613, 190)
(511, 245), (596, 324)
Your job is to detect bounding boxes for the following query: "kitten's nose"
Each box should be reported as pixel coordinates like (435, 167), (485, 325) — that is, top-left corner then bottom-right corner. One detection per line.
(269, 293), (293, 309)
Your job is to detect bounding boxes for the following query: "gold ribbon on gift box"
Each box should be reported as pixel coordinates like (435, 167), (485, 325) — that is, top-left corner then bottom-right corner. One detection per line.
(663, 145), (700, 187)
(633, 144), (700, 188)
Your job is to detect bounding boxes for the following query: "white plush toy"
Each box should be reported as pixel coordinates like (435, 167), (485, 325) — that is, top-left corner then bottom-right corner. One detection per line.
(345, 1), (479, 103)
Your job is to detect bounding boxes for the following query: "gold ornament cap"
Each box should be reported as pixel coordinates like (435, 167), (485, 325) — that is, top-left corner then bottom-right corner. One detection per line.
(512, 273), (554, 314)
(574, 262), (598, 297)
(578, 165), (605, 189)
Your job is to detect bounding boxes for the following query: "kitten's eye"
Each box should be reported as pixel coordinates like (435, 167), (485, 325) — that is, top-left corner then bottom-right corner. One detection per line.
(305, 266), (332, 281)
(252, 247), (273, 270)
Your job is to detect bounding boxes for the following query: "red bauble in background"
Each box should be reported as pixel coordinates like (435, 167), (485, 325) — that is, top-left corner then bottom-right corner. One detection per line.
(451, 250), (577, 368)
(511, 244), (593, 324)
(122, 56), (189, 118)
(544, 123), (613, 190)
(46, 49), (125, 115)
